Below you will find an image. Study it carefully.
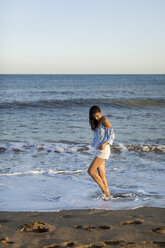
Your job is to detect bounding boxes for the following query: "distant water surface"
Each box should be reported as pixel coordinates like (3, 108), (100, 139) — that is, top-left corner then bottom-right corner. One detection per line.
(0, 74), (165, 211)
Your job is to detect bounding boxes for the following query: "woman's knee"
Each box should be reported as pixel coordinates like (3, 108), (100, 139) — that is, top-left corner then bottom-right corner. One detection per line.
(87, 167), (92, 175)
(88, 157), (101, 176)
(88, 167), (94, 176)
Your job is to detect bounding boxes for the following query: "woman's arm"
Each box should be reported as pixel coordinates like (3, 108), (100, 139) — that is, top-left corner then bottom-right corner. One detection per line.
(102, 117), (112, 129)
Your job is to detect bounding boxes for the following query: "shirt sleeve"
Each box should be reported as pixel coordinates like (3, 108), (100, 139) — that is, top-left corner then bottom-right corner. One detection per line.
(104, 127), (115, 145)
(91, 131), (96, 148)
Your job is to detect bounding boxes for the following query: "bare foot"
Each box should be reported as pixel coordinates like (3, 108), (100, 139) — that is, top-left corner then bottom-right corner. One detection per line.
(104, 190), (111, 198)
(102, 192), (112, 201)
(104, 186), (111, 197)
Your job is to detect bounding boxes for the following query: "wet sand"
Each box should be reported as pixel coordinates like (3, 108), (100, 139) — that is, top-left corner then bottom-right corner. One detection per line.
(0, 207), (165, 248)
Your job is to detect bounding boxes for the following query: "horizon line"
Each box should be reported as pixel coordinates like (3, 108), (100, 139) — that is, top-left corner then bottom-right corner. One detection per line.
(0, 73), (165, 75)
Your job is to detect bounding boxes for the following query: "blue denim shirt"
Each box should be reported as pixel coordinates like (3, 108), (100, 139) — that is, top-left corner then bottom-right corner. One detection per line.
(91, 123), (115, 149)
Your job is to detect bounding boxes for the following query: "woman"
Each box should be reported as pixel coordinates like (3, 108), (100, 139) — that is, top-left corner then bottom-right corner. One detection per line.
(88, 105), (115, 199)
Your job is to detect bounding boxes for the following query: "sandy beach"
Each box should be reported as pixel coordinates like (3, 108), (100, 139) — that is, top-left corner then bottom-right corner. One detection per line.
(0, 207), (165, 248)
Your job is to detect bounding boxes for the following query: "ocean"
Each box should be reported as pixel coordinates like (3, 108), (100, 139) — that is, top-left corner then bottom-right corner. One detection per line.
(0, 74), (165, 211)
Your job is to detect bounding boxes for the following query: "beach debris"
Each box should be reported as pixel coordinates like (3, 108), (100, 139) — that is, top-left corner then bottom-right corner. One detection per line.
(74, 242), (105, 248)
(152, 226), (165, 234)
(75, 224), (111, 231)
(20, 221), (54, 233)
(75, 225), (96, 231)
(0, 237), (14, 244)
(103, 240), (126, 245)
(136, 240), (165, 248)
(153, 241), (165, 246)
(99, 225), (112, 230)
(12, 148), (23, 152)
(0, 147), (6, 152)
(44, 241), (75, 248)
(121, 219), (144, 225)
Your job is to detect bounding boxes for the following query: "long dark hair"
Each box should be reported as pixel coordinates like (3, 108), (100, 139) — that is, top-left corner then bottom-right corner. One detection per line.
(89, 105), (102, 131)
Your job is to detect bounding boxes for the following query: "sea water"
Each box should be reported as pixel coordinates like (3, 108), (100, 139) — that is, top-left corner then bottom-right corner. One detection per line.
(0, 74), (165, 211)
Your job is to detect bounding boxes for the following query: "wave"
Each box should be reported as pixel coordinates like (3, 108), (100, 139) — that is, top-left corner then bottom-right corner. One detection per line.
(112, 144), (165, 153)
(0, 169), (85, 177)
(0, 97), (165, 109)
(0, 142), (165, 154)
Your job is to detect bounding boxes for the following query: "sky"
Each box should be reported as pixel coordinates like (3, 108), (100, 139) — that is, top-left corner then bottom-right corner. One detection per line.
(0, 0), (165, 74)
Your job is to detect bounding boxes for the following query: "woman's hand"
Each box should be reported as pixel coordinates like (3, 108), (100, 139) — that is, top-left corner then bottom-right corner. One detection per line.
(99, 142), (108, 150)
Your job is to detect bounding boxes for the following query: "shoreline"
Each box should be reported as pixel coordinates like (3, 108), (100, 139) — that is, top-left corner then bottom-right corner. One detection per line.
(0, 207), (165, 248)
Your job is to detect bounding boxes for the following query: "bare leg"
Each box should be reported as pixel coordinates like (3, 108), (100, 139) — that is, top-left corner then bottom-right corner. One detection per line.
(88, 157), (109, 196)
(97, 162), (111, 197)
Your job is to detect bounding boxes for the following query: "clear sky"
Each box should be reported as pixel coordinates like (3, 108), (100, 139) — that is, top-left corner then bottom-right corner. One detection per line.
(0, 0), (165, 74)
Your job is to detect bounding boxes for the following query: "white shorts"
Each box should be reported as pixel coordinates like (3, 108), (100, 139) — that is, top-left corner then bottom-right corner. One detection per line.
(95, 145), (110, 160)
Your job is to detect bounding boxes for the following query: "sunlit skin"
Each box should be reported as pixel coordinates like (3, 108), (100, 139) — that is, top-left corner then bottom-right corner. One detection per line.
(88, 111), (112, 198)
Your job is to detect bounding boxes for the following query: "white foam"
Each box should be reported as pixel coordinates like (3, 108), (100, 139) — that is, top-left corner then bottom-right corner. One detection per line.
(111, 167), (119, 171)
(1, 141), (165, 155)
(118, 143), (126, 150)
(137, 189), (148, 194)
(0, 140), (164, 211)
(141, 146), (150, 152)
(0, 169), (86, 177)
(158, 145), (165, 152)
